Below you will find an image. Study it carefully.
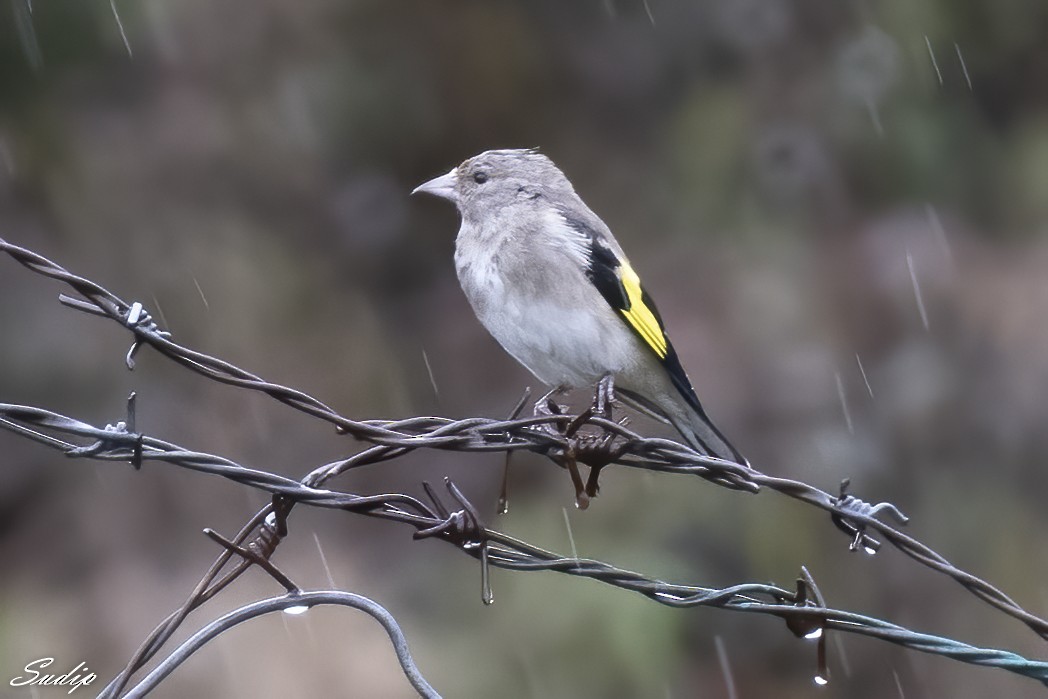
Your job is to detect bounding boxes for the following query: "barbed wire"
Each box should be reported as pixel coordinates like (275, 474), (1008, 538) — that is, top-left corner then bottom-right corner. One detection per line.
(3, 400), (1048, 689)
(3, 237), (1046, 641)
(3, 237), (1048, 694)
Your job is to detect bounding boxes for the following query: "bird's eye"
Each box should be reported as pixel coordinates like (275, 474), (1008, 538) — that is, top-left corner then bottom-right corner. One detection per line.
(473, 171), (489, 184)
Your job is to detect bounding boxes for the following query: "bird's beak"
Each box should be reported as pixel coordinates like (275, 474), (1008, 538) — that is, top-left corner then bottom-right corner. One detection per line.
(411, 168), (458, 201)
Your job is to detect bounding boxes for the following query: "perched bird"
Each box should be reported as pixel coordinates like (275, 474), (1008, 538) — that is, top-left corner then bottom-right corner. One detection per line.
(413, 148), (746, 465)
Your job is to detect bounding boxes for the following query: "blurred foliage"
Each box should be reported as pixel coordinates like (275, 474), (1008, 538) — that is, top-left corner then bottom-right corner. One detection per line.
(2, 0), (1048, 697)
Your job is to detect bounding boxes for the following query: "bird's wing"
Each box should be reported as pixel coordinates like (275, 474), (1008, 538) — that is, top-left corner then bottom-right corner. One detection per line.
(556, 210), (746, 465)
(559, 213), (703, 414)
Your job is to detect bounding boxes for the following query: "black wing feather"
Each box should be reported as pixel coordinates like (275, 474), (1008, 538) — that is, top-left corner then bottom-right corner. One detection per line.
(562, 213), (746, 463)
(563, 214), (701, 408)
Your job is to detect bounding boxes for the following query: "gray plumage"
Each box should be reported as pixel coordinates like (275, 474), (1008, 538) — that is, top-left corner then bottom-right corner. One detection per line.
(413, 148), (746, 465)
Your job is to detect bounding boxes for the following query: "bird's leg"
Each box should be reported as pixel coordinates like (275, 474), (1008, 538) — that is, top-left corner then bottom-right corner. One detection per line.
(593, 373), (616, 420)
(580, 374), (622, 499)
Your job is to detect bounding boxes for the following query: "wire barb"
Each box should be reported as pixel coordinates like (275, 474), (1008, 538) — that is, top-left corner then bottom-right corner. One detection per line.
(63, 396), (143, 467)
(831, 478), (910, 554)
(203, 528), (299, 594)
(782, 567), (831, 684)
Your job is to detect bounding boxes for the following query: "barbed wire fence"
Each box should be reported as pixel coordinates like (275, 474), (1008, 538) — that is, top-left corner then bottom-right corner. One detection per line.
(2, 236), (1047, 696)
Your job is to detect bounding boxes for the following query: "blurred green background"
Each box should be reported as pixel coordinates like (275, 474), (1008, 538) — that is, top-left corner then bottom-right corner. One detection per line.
(2, 0), (1048, 697)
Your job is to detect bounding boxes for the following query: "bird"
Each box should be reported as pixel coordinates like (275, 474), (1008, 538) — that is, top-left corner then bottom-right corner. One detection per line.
(412, 148), (746, 465)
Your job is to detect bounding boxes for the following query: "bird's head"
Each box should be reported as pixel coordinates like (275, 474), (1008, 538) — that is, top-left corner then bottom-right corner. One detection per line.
(412, 148), (573, 220)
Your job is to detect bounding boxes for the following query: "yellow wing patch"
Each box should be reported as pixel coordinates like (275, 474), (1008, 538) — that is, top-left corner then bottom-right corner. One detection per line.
(619, 263), (668, 359)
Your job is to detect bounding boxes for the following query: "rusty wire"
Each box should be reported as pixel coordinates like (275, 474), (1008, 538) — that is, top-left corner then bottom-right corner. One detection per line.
(3, 237), (1048, 693)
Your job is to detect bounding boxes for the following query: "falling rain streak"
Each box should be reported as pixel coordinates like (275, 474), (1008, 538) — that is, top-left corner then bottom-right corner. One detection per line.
(313, 531), (337, 588)
(192, 276), (210, 311)
(834, 633), (853, 677)
(866, 97), (885, 138)
(955, 42), (973, 90)
(562, 507), (581, 571)
(855, 354), (874, 399)
(906, 250), (930, 330)
(714, 636), (738, 699)
(924, 35), (943, 86)
(421, 348), (440, 400)
(641, 0), (656, 26)
(110, 0), (133, 58)
(13, 0), (43, 70)
(149, 293), (170, 330)
(836, 371), (854, 433)
(892, 668), (906, 697)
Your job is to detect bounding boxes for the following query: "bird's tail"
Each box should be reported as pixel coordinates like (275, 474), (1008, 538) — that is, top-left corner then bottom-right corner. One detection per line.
(667, 404), (747, 466)
(618, 387), (747, 466)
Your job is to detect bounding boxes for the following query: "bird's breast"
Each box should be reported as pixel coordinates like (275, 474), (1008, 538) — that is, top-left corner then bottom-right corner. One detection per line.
(454, 233), (636, 388)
